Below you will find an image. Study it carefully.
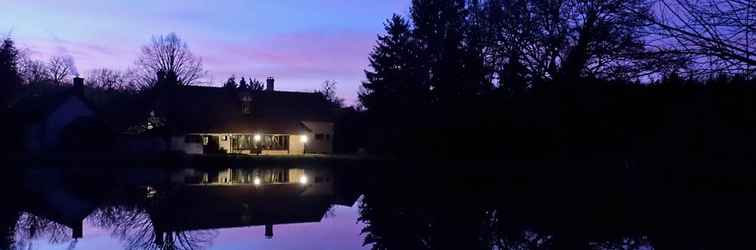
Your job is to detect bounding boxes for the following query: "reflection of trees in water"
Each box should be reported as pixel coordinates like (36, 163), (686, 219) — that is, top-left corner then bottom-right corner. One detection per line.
(0, 209), (20, 250)
(359, 196), (655, 250)
(89, 205), (218, 250)
(12, 213), (76, 250)
(357, 175), (662, 250)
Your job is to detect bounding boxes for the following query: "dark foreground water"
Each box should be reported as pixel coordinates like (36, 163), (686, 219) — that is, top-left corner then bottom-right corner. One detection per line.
(2, 160), (756, 250)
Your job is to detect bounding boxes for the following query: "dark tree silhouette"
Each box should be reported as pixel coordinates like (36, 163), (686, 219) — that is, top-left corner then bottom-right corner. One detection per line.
(223, 75), (238, 89)
(18, 55), (49, 85)
(482, 0), (662, 83)
(0, 37), (22, 108)
(134, 33), (205, 88)
(360, 14), (429, 114)
(318, 80), (345, 109)
(648, 0), (756, 76)
(238, 77), (248, 89)
(411, 0), (473, 103)
(90, 205), (217, 250)
(47, 55), (76, 85)
(87, 68), (137, 91)
(248, 77), (264, 91)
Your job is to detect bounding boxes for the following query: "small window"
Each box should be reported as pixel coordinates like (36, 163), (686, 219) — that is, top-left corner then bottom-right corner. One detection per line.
(242, 103), (251, 114)
(222, 135), (228, 141)
(325, 134), (331, 140)
(315, 134), (325, 140)
(241, 96), (252, 115)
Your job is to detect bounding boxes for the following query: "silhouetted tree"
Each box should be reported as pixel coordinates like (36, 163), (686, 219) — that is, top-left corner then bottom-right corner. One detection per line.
(134, 33), (205, 89)
(90, 205), (217, 250)
(18, 56), (49, 85)
(648, 0), (756, 77)
(462, 0), (494, 94)
(0, 37), (22, 108)
(481, 0), (534, 92)
(223, 75), (238, 89)
(318, 80), (345, 109)
(248, 77), (264, 91)
(482, 0), (661, 83)
(87, 68), (136, 91)
(411, 0), (473, 104)
(238, 77), (248, 89)
(360, 14), (429, 113)
(47, 55), (76, 85)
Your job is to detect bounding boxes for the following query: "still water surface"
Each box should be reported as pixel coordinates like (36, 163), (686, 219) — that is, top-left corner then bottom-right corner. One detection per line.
(4, 162), (756, 250)
(3, 167), (369, 250)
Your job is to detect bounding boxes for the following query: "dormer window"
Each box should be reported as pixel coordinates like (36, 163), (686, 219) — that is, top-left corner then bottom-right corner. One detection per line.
(241, 95), (252, 115)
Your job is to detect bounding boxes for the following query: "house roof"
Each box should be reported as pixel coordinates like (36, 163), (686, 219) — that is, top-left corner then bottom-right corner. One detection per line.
(153, 86), (334, 134)
(151, 184), (333, 232)
(10, 86), (95, 124)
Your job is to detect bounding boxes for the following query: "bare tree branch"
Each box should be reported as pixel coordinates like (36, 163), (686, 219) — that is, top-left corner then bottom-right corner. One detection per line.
(134, 33), (206, 88)
(47, 55), (76, 85)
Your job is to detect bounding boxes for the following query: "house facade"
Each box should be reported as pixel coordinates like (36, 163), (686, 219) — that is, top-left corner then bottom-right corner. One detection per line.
(151, 78), (335, 155)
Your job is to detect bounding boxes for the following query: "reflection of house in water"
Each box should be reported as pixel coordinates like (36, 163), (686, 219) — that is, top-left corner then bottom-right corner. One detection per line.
(153, 167), (359, 238)
(21, 169), (101, 239)
(23, 195), (94, 239)
(9, 166), (361, 245)
(172, 168), (331, 187)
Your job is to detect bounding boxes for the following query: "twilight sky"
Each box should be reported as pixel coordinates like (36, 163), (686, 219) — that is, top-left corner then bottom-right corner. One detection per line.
(1, 0), (411, 104)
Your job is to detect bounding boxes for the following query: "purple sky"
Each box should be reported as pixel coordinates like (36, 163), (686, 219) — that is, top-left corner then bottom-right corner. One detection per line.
(1, 0), (412, 105)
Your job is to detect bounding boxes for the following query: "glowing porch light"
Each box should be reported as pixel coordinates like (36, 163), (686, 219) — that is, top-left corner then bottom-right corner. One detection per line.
(300, 135), (309, 143)
(253, 134), (262, 142)
(299, 175), (308, 185)
(253, 177), (261, 186)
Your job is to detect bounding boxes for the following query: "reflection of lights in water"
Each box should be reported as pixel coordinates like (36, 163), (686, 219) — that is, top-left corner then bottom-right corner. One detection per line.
(253, 177), (261, 186)
(299, 175), (308, 185)
(146, 186), (157, 198)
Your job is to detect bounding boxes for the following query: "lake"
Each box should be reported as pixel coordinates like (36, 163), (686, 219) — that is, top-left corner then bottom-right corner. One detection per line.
(2, 160), (756, 250)
(1, 166), (368, 250)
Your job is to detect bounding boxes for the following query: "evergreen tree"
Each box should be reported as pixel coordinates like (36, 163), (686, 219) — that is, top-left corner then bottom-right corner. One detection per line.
(0, 37), (22, 108)
(411, 0), (470, 104)
(360, 14), (428, 114)
(238, 77), (248, 90)
(462, 0), (493, 95)
(224, 75), (237, 89)
(483, 0), (529, 94)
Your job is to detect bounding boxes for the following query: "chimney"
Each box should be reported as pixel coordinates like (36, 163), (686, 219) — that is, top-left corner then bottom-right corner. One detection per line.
(72, 221), (83, 239)
(73, 76), (84, 95)
(266, 77), (275, 92)
(265, 224), (273, 239)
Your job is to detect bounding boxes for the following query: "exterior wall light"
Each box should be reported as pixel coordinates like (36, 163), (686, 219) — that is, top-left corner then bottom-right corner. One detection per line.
(253, 177), (261, 186)
(299, 175), (308, 185)
(300, 135), (309, 143)
(253, 134), (261, 142)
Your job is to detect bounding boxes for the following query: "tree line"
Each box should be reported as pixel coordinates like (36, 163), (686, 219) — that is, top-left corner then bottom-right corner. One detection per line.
(0, 31), (347, 144)
(349, 0), (756, 158)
